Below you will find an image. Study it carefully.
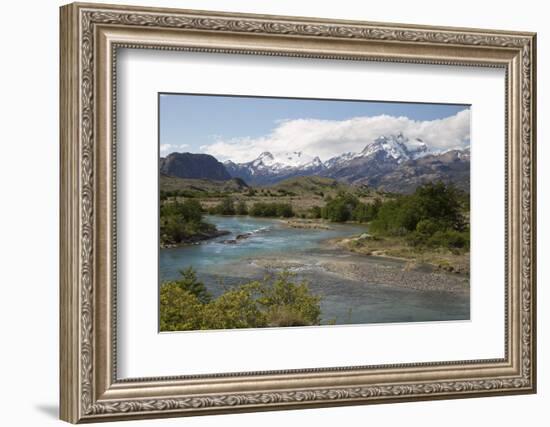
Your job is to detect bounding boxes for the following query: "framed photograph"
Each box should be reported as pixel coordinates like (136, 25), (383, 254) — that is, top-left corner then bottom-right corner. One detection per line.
(60, 2), (537, 423)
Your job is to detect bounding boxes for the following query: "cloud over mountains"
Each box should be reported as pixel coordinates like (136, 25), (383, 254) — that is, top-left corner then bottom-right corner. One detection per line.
(200, 109), (470, 163)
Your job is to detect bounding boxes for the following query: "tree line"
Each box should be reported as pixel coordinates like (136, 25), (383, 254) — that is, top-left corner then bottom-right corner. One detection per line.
(311, 181), (469, 250)
(161, 181), (469, 251)
(369, 182), (469, 250)
(207, 197), (294, 218)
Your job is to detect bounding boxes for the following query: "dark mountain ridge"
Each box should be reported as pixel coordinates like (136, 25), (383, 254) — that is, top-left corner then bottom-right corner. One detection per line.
(160, 152), (231, 180)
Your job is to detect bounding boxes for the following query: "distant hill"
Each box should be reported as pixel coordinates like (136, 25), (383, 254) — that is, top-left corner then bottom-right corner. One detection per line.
(160, 174), (385, 202)
(160, 152), (231, 180)
(271, 176), (359, 195)
(160, 174), (387, 216)
(160, 174), (248, 195)
(269, 176), (383, 200)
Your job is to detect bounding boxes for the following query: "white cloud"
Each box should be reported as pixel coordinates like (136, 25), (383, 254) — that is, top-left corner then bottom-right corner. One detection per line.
(160, 143), (189, 156)
(201, 109), (470, 163)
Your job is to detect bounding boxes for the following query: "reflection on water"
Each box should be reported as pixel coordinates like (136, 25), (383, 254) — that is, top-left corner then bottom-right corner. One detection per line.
(160, 215), (469, 325)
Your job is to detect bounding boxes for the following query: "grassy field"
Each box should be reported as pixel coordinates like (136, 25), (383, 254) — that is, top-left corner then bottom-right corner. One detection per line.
(332, 233), (469, 274)
(160, 175), (249, 194)
(161, 175), (389, 217)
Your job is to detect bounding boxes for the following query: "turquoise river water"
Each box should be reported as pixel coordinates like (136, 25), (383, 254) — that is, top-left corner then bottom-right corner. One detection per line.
(160, 215), (469, 325)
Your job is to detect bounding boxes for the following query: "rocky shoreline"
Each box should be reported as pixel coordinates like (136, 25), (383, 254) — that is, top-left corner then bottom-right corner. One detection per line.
(219, 232), (254, 245)
(250, 252), (469, 294)
(327, 234), (470, 275)
(161, 229), (230, 249)
(283, 219), (333, 230)
(319, 258), (469, 293)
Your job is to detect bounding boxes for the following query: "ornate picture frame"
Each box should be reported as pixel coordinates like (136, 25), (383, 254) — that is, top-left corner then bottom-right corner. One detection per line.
(60, 2), (536, 423)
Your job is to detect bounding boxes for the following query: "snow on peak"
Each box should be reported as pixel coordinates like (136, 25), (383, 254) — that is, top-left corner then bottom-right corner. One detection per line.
(359, 133), (429, 163)
(252, 152), (275, 168)
(360, 134), (410, 162)
(227, 133), (455, 177)
(325, 151), (360, 169)
(250, 150), (319, 169)
(407, 138), (428, 158)
(275, 151), (316, 168)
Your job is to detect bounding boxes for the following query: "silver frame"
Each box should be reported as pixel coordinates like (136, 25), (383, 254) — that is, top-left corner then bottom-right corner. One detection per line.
(60, 2), (536, 423)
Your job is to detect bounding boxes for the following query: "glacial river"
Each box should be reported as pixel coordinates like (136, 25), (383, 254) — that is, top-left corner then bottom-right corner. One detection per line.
(160, 215), (469, 325)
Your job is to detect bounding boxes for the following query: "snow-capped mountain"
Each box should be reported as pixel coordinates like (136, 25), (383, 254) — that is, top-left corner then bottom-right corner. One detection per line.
(245, 151), (323, 171)
(324, 151), (360, 169)
(224, 151), (325, 185)
(225, 133), (441, 186)
(320, 133), (436, 185)
(156, 132), (469, 191)
(362, 148), (470, 193)
(325, 133), (428, 168)
(260, 151), (321, 168)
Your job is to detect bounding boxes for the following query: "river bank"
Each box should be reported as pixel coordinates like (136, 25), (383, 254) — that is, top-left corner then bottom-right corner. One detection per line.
(326, 233), (470, 275)
(160, 215), (470, 324)
(249, 252), (469, 294)
(160, 229), (230, 249)
(283, 219), (333, 230)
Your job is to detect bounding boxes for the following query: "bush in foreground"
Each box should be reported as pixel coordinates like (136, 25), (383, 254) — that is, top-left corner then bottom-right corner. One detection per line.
(160, 269), (321, 331)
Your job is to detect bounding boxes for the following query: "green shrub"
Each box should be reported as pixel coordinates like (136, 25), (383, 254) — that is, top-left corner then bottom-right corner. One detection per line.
(202, 283), (267, 329)
(370, 182), (466, 236)
(159, 271), (322, 331)
(404, 230), (426, 247)
(415, 219), (442, 236)
(160, 199), (215, 245)
(250, 202), (276, 217)
(211, 197), (236, 215)
(321, 192), (359, 222)
(236, 200), (248, 215)
(427, 229), (470, 250)
(160, 198), (203, 223)
(275, 203), (294, 218)
(351, 199), (380, 223)
(352, 203), (367, 223)
(258, 272), (321, 327)
(159, 284), (204, 331)
(163, 267), (212, 303)
(249, 202), (294, 218)
(366, 182), (469, 251)
(308, 206), (322, 219)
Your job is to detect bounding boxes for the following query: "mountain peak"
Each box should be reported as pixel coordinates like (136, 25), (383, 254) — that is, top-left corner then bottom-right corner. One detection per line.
(358, 133), (431, 163)
(360, 134), (409, 162)
(249, 150), (319, 169)
(160, 152), (231, 180)
(224, 137), (469, 189)
(252, 152), (275, 168)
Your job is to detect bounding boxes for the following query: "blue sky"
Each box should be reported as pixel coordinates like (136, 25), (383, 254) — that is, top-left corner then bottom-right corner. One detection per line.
(159, 93), (471, 162)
